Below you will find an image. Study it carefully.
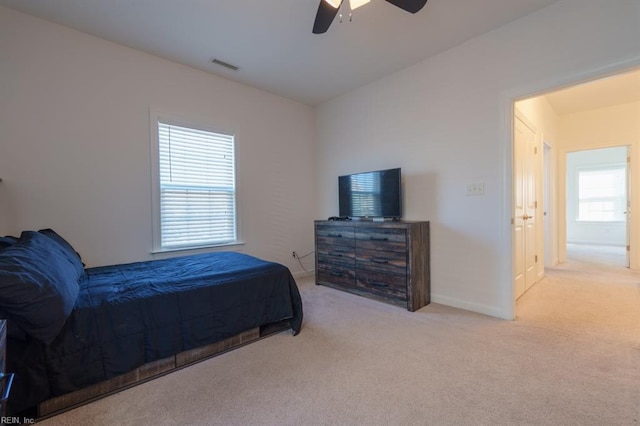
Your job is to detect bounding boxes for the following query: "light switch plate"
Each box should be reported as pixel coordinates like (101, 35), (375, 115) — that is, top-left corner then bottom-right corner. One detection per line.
(466, 183), (485, 196)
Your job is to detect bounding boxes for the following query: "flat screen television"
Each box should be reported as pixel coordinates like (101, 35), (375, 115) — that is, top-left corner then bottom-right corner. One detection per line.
(338, 168), (401, 219)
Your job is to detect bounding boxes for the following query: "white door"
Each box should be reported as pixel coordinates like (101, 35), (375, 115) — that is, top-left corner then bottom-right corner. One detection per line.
(514, 116), (538, 299)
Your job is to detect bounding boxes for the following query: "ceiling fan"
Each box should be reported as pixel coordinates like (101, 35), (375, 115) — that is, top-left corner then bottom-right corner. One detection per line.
(313, 0), (428, 34)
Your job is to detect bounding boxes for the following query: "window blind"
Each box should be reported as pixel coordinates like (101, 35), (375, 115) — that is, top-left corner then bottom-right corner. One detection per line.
(158, 122), (236, 248)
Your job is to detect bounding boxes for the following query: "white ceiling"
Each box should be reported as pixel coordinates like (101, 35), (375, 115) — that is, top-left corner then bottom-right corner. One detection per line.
(0, 0), (563, 105)
(543, 69), (640, 115)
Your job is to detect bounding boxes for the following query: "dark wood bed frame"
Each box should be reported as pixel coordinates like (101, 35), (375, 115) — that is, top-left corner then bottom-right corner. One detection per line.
(37, 321), (290, 419)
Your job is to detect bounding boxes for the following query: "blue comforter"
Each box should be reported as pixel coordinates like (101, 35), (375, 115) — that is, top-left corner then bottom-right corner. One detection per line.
(8, 251), (303, 414)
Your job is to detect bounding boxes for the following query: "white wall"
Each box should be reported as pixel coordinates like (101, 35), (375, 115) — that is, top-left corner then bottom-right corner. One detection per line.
(316, 0), (640, 318)
(0, 180), (8, 236)
(0, 6), (317, 271)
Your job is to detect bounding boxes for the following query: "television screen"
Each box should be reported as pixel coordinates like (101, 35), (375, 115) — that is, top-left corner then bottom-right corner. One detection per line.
(338, 168), (401, 219)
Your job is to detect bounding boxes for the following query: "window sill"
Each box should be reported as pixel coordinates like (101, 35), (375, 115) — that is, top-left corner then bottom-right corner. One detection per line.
(151, 241), (246, 256)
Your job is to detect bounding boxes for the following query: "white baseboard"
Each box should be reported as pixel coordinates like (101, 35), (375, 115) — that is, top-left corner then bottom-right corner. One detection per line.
(431, 294), (512, 320)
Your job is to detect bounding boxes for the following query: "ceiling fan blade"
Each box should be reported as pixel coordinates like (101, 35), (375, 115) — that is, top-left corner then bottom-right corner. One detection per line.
(313, 0), (342, 34)
(384, 0), (428, 14)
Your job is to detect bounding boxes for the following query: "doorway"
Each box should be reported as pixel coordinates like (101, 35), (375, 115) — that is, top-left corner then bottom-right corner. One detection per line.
(565, 146), (629, 268)
(512, 67), (640, 306)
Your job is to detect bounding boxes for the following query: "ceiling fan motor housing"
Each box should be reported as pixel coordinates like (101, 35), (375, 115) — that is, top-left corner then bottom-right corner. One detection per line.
(313, 0), (428, 34)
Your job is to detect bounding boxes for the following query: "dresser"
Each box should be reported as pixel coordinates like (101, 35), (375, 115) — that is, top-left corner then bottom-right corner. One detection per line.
(314, 220), (429, 311)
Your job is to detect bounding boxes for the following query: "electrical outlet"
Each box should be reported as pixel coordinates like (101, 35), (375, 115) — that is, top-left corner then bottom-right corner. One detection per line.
(466, 182), (485, 196)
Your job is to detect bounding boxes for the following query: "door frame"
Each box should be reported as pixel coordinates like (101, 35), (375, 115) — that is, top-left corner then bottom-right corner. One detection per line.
(543, 140), (557, 267)
(626, 145), (632, 268)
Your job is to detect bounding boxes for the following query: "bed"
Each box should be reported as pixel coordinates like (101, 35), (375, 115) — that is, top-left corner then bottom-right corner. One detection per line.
(0, 230), (303, 417)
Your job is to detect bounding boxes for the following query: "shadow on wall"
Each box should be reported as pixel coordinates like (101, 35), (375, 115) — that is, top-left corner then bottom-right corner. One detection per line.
(402, 171), (438, 221)
(0, 178), (12, 235)
(430, 224), (501, 310)
(388, 171), (505, 316)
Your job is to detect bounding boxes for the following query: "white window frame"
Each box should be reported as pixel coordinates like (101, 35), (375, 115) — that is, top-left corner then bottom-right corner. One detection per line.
(575, 164), (626, 223)
(150, 108), (243, 253)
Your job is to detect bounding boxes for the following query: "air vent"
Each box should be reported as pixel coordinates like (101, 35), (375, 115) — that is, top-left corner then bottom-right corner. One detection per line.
(210, 58), (239, 72)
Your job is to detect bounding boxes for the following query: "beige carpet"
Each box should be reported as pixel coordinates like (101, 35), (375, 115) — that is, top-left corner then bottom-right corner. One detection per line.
(41, 257), (640, 425)
(566, 243), (627, 267)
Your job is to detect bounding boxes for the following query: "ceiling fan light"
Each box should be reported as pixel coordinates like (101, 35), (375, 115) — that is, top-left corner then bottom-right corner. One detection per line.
(324, 0), (342, 8)
(349, 0), (370, 9)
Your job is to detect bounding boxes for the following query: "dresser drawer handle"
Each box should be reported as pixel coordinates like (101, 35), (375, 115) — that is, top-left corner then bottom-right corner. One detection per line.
(369, 236), (389, 241)
(371, 258), (389, 264)
(329, 252), (344, 257)
(370, 281), (389, 287)
(0, 373), (14, 402)
(328, 233), (343, 238)
(333, 248), (350, 253)
(330, 272), (344, 277)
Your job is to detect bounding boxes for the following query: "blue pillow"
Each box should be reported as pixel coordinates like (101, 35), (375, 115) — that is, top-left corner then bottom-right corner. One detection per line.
(38, 228), (85, 276)
(0, 231), (80, 343)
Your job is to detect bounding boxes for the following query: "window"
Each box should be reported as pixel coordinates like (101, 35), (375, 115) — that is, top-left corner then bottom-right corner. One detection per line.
(153, 119), (237, 250)
(577, 166), (626, 222)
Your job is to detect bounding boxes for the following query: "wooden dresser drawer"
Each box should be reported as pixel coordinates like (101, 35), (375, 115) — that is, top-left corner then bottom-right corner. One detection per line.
(355, 227), (406, 252)
(317, 264), (356, 288)
(355, 248), (406, 275)
(316, 225), (355, 247)
(317, 244), (355, 268)
(356, 269), (407, 301)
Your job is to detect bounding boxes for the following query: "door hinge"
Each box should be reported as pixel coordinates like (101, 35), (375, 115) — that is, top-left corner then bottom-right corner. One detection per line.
(535, 201), (538, 209)
(627, 156), (631, 163)
(511, 218), (514, 225)
(534, 146), (538, 154)
(535, 255), (538, 263)
(627, 245), (630, 251)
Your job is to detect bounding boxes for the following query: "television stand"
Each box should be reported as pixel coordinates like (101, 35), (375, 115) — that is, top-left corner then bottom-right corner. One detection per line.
(314, 220), (430, 311)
